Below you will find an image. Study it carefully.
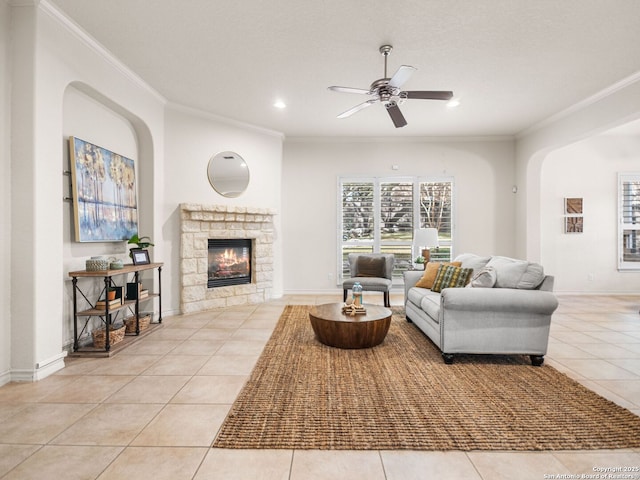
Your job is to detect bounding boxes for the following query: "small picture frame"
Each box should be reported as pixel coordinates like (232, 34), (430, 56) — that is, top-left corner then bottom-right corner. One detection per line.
(564, 197), (583, 215)
(131, 248), (150, 265)
(564, 216), (584, 233)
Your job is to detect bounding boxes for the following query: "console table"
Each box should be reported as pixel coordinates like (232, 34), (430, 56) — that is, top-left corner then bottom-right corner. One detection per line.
(68, 262), (163, 356)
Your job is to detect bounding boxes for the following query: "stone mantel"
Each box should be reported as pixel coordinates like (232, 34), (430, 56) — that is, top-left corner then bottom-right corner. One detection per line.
(180, 204), (276, 313)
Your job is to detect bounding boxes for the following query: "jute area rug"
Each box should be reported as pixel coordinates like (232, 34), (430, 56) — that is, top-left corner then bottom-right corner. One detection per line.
(213, 305), (640, 450)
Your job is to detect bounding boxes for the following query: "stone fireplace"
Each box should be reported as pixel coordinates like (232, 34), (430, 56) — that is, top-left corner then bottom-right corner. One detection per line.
(180, 203), (276, 314)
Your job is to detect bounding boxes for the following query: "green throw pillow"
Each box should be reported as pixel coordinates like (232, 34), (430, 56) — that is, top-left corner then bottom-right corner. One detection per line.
(431, 265), (474, 293)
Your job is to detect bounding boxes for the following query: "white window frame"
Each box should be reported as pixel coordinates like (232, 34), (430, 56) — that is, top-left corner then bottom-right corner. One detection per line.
(337, 176), (455, 285)
(618, 173), (640, 271)
(415, 179), (454, 262)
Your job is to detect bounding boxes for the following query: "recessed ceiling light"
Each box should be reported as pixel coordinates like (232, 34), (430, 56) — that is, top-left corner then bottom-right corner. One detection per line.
(446, 98), (460, 108)
(273, 100), (287, 109)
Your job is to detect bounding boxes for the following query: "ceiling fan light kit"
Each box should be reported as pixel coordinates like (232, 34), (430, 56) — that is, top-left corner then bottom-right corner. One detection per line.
(328, 45), (454, 128)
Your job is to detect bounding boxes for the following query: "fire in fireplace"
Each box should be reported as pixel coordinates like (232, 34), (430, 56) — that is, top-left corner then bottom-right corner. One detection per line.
(208, 239), (252, 288)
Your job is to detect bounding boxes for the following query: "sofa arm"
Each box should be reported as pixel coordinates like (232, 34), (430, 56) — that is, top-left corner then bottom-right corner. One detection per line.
(441, 287), (558, 315)
(403, 271), (424, 299)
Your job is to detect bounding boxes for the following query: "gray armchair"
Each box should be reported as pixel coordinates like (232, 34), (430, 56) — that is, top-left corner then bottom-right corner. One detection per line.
(343, 253), (395, 307)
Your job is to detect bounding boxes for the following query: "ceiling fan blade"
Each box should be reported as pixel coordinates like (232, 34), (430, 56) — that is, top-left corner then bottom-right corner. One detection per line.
(328, 86), (372, 95)
(404, 90), (454, 101)
(337, 99), (377, 119)
(385, 102), (407, 128)
(388, 65), (416, 88)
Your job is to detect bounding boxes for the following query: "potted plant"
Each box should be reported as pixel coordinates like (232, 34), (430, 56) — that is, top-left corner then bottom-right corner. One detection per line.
(128, 233), (154, 249)
(414, 256), (425, 270)
(127, 233), (154, 259)
(107, 286), (117, 301)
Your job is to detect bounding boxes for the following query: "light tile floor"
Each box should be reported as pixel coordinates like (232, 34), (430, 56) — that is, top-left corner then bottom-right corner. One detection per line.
(1, 293), (640, 479)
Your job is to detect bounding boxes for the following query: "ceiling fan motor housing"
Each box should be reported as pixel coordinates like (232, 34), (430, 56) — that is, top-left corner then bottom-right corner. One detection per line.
(371, 78), (396, 102)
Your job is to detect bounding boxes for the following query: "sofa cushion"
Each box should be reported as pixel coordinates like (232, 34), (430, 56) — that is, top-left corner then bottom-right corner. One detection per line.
(485, 256), (545, 289)
(407, 287), (431, 308)
(415, 261), (461, 289)
(420, 293), (441, 323)
(467, 266), (497, 288)
(454, 253), (491, 272)
(431, 265), (474, 293)
(518, 263), (546, 289)
(485, 256), (527, 288)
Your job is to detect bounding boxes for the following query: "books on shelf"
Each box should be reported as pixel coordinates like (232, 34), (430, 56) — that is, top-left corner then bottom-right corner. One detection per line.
(95, 298), (123, 309)
(126, 282), (140, 300)
(114, 286), (124, 302)
(126, 282), (149, 300)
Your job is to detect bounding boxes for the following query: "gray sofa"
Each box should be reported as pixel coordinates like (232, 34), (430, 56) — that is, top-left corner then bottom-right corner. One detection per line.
(403, 253), (559, 366)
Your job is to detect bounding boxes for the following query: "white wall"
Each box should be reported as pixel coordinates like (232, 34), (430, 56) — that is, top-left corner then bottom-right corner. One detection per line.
(3, 1), (285, 384)
(0, 0), (12, 384)
(541, 134), (640, 293)
(282, 138), (516, 293)
(61, 86), (139, 348)
(513, 73), (640, 295)
(7, 2), (165, 382)
(10, 2), (40, 382)
(163, 105), (284, 311)
(515, 77), (640, 263)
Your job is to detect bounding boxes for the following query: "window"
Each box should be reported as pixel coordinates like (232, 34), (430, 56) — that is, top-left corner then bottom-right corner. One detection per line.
(339, 177), (454, 283)
(619, 173), (640, 270)
(418, 181), (452, 262)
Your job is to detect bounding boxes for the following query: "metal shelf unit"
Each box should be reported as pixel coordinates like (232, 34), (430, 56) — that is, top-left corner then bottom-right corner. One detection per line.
(68, 262), (163, 355)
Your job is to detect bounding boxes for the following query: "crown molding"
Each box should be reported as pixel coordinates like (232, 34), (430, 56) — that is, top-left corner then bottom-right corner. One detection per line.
(285, 135), (514, 144)
(8, 0), (40, 6)
(38, 0), (166, 104)
(167, 102), (285, 140)
(517, 70), (640, 139)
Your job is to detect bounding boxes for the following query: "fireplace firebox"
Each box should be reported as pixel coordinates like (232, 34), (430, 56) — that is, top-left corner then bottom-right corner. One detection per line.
(208, 239), (252, 288)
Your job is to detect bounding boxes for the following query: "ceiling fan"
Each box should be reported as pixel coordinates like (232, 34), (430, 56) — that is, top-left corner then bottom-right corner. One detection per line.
(328, 45), (453, 128)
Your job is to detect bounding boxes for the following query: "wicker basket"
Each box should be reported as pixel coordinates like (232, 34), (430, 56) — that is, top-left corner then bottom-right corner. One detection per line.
(124, 314), (151, 333)
(92, 324), (126, 348)
(86, 258), (109, 271)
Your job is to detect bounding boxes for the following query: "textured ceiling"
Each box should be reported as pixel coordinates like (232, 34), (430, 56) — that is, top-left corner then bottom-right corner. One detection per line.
(48, 0), (640, 138)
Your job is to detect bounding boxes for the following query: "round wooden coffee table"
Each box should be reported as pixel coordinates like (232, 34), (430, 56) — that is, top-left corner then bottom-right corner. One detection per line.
(309, 303), (392, 349)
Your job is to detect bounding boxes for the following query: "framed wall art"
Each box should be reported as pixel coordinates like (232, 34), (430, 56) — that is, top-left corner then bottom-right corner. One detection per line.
(564, 197), (583, 214)
(564, 216), (584, 233)
(563, 197), (584, 234)
(69, 136), (138, 242)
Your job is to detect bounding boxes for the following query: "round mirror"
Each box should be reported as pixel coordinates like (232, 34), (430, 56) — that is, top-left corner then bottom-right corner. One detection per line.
(207, 151), (250, 198)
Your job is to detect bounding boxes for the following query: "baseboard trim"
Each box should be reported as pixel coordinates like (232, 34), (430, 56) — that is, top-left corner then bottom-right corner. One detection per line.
(0, 369), (11, 387)
(33, 354), (67, 381)
(8, 352), (68, 383)
(10, 369), (37, 382)
(36, 351), (68, 370)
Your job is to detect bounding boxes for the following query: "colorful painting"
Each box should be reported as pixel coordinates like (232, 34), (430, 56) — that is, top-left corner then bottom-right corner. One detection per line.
(69, 136), (138, 242)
